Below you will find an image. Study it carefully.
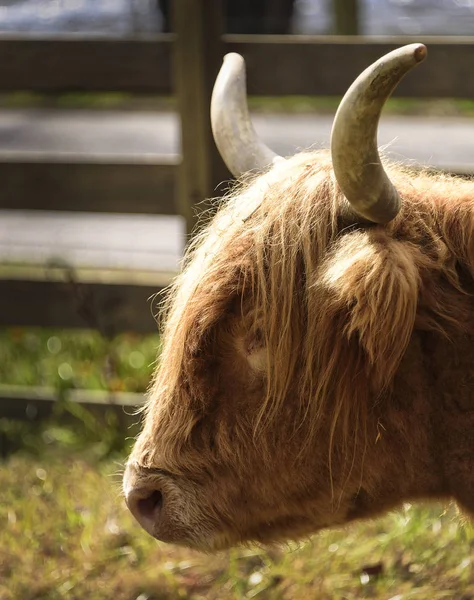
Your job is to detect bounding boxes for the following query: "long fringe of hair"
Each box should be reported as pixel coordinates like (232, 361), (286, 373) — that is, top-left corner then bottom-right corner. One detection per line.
(145, 150), (474, 466)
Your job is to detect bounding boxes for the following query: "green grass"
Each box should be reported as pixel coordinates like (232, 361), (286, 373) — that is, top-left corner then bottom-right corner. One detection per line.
(0, 326), (156, 456)
(0, 328), (160, 393)
(248, 96), (474, 117)
(2, 92), (474, 117)
(1, 328), (473, 598)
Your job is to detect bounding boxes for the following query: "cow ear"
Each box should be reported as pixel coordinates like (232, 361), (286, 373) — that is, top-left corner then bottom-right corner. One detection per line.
(320, 229), (420, 387)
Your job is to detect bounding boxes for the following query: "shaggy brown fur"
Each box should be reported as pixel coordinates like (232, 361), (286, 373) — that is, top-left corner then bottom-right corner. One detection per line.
(124, 150), (474, 551)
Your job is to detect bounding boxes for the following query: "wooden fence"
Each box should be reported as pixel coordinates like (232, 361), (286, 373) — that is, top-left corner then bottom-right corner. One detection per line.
(3, 33), (474, 333)
(1, 0), (474, 419)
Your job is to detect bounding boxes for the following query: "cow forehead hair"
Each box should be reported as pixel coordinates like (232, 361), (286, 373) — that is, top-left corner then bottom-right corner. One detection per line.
(143, 148), (473, 466)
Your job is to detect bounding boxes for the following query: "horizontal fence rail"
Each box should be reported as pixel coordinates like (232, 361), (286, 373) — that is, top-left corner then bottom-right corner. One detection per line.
(0, 35), (473, 98)
(0, 35), (174, 94)
(0, 155), (474, 215)
(0, 156), (471, 215)
(228, 36), (474, 98)
(0, 153), (177, 214)
(0, 265), (171, 333)
(0, 385), (144, 421)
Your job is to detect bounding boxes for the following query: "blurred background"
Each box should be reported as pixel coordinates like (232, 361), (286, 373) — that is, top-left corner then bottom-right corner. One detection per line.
(1, 1), (473, 599)
(1, 0), (474, 35)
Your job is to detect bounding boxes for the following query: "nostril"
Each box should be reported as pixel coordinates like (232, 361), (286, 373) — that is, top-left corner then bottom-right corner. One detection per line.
(126, 487), (163, 537)
(137, 490), (163, 520)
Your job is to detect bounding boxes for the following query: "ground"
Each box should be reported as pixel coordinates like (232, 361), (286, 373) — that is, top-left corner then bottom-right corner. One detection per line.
(1, 450), (473, 599)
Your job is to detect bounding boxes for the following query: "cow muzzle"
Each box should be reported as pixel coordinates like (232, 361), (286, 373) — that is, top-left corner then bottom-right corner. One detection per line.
(124, 460), (227, 550)
(123, 461), (167, 540)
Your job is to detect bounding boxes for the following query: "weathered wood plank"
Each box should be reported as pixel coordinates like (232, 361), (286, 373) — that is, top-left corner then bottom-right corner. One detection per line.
(0, 271), (170, 333)
(227, 35), (474, 98)
(231, 35), (474, 100)
(173, 0), (230, 234)
(0, 210), (184, 272)
(0, 154), (470, 214)
(0, 35), (173, 93)
(0, 35), (472, 98)
(0, 153), (177, 214)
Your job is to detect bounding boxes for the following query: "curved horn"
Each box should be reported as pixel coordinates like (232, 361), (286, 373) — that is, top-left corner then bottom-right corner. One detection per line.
(211, 53), (281, 177)
(331, 43), (427, 224)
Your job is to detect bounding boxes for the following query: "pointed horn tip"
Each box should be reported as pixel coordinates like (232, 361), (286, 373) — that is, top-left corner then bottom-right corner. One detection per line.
(222, 52), (245, 69)
(217, 53), (246, 84)
(413, 43), (427, 63)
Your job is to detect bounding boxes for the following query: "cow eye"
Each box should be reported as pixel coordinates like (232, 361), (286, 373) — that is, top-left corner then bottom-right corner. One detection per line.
(247, 327), (264, 353)
(246, 327), (267, 372)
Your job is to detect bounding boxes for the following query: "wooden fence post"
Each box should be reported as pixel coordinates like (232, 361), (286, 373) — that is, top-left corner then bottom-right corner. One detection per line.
(173, 0), (230, 236)
(333, 0), (359, 35)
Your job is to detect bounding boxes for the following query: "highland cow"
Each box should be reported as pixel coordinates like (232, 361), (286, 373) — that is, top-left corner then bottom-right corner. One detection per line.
(123, 44), (474, 551)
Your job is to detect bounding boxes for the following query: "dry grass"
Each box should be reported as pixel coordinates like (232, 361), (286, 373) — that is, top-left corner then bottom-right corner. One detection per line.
(1, 450), (472, 600)
(1, 327), (473, 598)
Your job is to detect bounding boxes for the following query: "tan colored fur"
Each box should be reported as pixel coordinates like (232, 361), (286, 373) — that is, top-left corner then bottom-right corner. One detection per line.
(126, 151), (474, 550)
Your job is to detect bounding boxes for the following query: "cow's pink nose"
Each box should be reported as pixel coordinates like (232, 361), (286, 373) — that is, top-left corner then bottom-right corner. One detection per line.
(125, 486), (163, 538)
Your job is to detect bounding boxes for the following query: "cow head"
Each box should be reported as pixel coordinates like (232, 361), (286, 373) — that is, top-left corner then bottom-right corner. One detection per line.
(123, 44), (431, 551)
